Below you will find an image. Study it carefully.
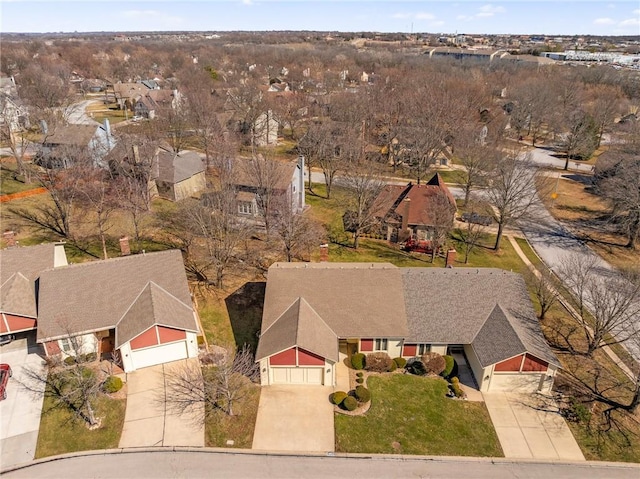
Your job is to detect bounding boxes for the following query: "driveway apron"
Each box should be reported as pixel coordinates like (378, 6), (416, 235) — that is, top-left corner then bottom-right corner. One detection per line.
(119, 359), (203, 448)
(484, 392), (584, 460)
(252, 385), (334, 453)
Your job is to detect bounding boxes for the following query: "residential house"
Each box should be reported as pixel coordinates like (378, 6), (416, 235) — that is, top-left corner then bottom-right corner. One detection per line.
(134, 89), (181, 119)
(0, 242), (68, 340)
(154, 146), (206, 201)
(113, 82), (153, 110)
(254, 110), (278, 146)
(34, 249), (200, 372)
(230, 155), (305, 218)
(0, 76), (28, 132)
(372, 173), (456, 243)
(256, 263), (560, 393)
(36, 119), (115, 169)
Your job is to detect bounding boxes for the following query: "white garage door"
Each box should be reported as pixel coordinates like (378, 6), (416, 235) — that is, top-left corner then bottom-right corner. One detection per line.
(489, 373), (544, 392)
(131, 341), (188, 371)
(271, 367), (324, 385)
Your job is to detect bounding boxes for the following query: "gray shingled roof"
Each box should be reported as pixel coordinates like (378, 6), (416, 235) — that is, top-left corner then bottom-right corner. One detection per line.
(401, 268), (559, 367)
(36, 250), (197, 342)
(262, 263), (408, 341)
(1, 243), (57, 284)
(256, 297), (338, 362)
(471, 304), (527, 367)
(0, 273), (37, 317)
(156, 148), (205, 184)
(43, 124), (101, 147)
(115, 281), (197, 348)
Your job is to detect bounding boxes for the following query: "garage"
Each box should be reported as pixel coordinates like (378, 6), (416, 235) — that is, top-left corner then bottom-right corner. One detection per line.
(271, 366), (324, 385)
(130, 340), (188, 371)
(488, 372), (547, 392)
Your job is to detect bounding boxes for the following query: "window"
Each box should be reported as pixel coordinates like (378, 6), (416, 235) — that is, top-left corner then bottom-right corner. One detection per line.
(374, 338), (388, 351)
(59, 338), (73, 353)
(238, 201), (253, 215)
(418, 344), (431, 355)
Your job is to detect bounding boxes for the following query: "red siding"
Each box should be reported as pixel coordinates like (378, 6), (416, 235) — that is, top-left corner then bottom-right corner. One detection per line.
(269, 348), (296, 365)
(297, 348), (325, 365)
(522, 354), (548, 372)
(44, 341), (61, 356)
(157, 326), (186, 344)
(2, 314), (36, 333)
(130, 327), (159, 350)
(403, 344), (417, 356)
(360, 339), (373, 352)
(494, 354), (524, 372)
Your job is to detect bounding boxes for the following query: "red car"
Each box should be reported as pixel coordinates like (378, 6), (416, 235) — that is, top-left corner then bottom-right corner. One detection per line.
(0, 364), (12, 400)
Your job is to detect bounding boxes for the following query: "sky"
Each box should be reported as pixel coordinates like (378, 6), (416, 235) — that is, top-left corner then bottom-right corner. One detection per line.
(1, 1), (639, 36)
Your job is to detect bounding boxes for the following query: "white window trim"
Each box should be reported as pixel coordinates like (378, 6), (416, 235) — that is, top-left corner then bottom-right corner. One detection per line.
(418, 344), (431, 355)
(238, 201), (253, 215)
(374, 338), (388, 352)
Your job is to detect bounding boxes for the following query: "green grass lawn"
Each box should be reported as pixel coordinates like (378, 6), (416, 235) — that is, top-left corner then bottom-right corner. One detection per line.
(0, 164), (38, 196)
(35, 395), (126, 458)
(205, 380), (261, 448)
(335, 374), (503, 456)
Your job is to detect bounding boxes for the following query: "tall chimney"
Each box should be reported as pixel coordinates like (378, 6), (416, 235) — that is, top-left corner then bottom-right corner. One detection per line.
(103, 119), (111, 149)
(400, 198), (411, 242)
(446, 248), (457, 268)
(119, 236), (131, 256)
(297, 155), (305, 211)
(3, 230), (17, 247)
(40, 119), (48, 135)
(319, 244), (329, 262)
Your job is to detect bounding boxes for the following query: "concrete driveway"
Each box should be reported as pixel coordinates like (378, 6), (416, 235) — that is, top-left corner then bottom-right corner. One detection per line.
(252, 386), (334, 453)
(484, 392), (584, 460)
(118, 359), (204, 448)
(0, 337), (46, 469)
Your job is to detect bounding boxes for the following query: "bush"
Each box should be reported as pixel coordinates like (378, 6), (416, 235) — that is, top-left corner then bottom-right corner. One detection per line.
(331, 391), (348, 405)
(63, 356), (76, 366)
(389, 360), (397, 372)
(355, 385), (371, 403)
(342, 395), (358, 411)
(441, 355), (459, 378)
(421, 352), (446, 375)
(351, 353), (366, 370)
(393, 357), (407, 368)
(406, 358), (427, 376)
(356, 377), (364, 384)
(365, 352), (394, 373)
(450, 376), (465, 398)
(103, 375), (123, 393)
(356, 372), (364, 378)
(80, 352), (97, 363)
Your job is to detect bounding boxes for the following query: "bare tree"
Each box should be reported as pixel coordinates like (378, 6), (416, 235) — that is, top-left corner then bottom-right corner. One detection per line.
(76, 171), (118, 260)
(164, 344), (259, 418)
(485, 151), (541, 251)
(273, 198), (324, 262)
(528, 266), (560, 320)
(558, 254), (640, 356)
(0, 119), (34, 184)
(557, 109), (599, 170)
(456, 199), (488, 264)
(427, 190), (457, 263)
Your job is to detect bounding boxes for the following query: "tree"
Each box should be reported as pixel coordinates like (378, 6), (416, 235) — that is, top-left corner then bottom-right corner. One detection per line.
(558, 109), (599, 169)
(528, 267), (560, 320)
(76, 171), (118, 260)
(558, 254), (640, 356)
(273, 198), (324, 262)
(0, 115), (34, 184)
(485, 151), (541, 251)
(164, 344), (259, 418)
(427, 190), (457, 263)
(341, 162), (385, 249)
(456, 199), (488, 264)
(452, 126), (497, 207)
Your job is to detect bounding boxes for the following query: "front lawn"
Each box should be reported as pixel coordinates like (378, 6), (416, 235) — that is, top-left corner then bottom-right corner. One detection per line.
(335, 374), (503, 456)
(35, 395), (126, 458)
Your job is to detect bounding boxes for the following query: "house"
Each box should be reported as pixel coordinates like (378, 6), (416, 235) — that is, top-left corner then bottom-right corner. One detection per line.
(0, 242), (68, 339)
(36, 120), (115, 169)
(372, 173), (456, 243)
(134, 89), (181, 119)
(256, 263), (560, 393)
(36, 250), (200, 372)
(254, 110), (278, 146)
(0, 75), (29, 132)
(113, 82), (153, 110)
(229, 155), (305, 218)
(154, 146), (206, 201)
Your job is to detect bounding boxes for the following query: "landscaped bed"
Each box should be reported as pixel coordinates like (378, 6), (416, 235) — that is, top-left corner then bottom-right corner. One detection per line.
(334, 374), (503, 457)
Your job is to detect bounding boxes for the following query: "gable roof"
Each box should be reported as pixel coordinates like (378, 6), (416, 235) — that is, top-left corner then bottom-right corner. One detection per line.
(156, 148), (205, 184)
(373, 174), (456, 228)
(232, 155), (298, 191)
(471, 304), (527, 367)
(261, 263), (408, 341)
(401, 267), (559, 367)
(43, 124), (102, 147)
(36, 250), (196, 341)
(0, 273), (36, 317)
(0, 243), (58, 284)
(256, 297), (338, 362)
(115, 281), (197, 348)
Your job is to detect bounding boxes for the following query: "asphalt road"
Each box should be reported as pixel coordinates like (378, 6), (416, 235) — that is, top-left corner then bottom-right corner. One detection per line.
(3, 450), (639, 479)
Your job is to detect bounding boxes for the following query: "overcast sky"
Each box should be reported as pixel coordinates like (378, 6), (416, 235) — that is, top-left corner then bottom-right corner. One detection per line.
(2, 1), (639, 36)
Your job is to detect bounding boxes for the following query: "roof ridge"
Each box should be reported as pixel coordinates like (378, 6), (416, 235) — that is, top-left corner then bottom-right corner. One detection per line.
(39, 249), (179, 274)
(260, 297), (301, 337)
(297, 297), (337, 336)
(115, 281), (153, 329)
(148, 280), (194, 311)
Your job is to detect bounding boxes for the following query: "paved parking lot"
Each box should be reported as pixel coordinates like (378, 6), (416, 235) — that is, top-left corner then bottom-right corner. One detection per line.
(0, 336), (46, 469)
(484, 392), (584, 460)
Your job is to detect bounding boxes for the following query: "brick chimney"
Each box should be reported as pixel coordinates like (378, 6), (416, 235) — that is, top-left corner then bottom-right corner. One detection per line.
(119, 236), (131, 256)
(3, 230), (17, 247)
(399, 198), (411, 242)
(445, 248), (457, 268)
(319, 244), (329, 262)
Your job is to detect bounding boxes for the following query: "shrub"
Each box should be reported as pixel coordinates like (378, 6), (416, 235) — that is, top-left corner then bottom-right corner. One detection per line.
(393, 357), (407, 368)
(331, 391), (348, 405)
(356, 377), (364, 384)
(421, 352), (446, 375)
(389, 360), (397, 372)
(351, 353), (366, 370)
(365, 352), (394, 373)
(63, 356), (76, 366)
(356, 372), (364, 378)
(103, 376), (123, 393)
(342, 395), (358, 411)
(81, 352), (97, 363)
(406, 358), (427, 376)
(355, 385), (371, 403)
(441, 355), (458, 378)
(450, 376), (465, 398)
